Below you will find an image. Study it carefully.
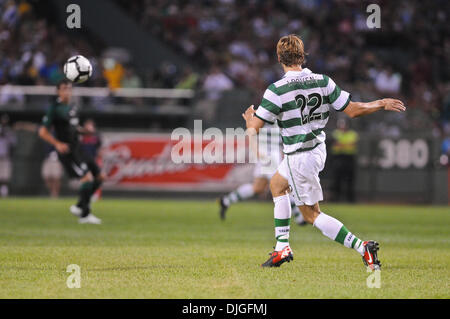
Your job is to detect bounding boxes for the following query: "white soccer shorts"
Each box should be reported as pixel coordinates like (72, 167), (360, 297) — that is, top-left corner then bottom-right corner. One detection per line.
(277, 142), (327, 206)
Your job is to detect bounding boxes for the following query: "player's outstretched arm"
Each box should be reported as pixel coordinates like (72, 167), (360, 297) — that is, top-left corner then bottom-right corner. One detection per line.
(344, 98), (406, 118)
(38, 126), (70, 154)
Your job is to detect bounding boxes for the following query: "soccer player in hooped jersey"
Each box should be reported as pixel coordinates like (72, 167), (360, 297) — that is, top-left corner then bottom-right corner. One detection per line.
(242, 35), (406, 269)
(39, 80), (104, 224)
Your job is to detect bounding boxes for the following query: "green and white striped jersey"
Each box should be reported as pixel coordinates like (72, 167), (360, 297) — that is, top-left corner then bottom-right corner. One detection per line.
(255, 68), (351, 155)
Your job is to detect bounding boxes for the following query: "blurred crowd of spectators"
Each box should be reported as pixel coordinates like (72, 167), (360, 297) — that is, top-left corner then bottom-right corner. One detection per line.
(0, 1), (99, 86)
(0, 0), (201, 92)
(116, 0), (450, 134)
(0, 0), (163, 92)
(0, 0), (449, 135)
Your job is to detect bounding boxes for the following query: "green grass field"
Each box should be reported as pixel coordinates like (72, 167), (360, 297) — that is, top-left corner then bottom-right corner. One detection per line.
(0, 198), (449, 298)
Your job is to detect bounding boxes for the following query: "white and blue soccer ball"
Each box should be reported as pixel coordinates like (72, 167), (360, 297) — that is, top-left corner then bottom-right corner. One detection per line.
(64, 55), (92, 83)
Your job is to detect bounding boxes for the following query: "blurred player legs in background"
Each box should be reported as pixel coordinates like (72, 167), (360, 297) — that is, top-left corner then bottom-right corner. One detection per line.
(80, 119), (103, 203)
(219, 163), (305, 226)
(41, 151), (63, 198)
(0, 157), (12, 197)
(0, 114), (16, 197)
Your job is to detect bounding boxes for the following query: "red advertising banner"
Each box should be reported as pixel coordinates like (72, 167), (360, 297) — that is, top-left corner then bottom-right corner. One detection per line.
(100, 133), (254, 191)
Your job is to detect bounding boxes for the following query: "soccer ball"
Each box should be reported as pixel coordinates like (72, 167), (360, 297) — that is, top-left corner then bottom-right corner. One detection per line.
(64, 55), (92, 83)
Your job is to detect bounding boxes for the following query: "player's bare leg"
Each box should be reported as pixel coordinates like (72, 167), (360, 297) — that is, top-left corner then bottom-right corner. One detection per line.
(70, 172), (104, 224)
(70, 172), (92, 217)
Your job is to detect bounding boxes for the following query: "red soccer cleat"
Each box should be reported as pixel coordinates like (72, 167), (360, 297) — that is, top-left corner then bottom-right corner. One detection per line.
(261, 246), (294, 267)
(362, 240), (381, 270)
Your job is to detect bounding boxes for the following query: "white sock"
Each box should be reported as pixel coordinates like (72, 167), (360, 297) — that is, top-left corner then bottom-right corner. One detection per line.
(222, 183), (254, 206)
(274, 194), (291, 251)
(313, 212), (343, 240)
(313, 212), (365, 255)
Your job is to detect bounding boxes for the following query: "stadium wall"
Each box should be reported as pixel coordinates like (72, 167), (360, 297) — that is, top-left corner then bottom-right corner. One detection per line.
(9, 130), (448, 205)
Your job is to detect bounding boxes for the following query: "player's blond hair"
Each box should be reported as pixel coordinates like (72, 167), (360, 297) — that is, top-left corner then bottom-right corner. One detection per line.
(276, 34), (306, 67)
